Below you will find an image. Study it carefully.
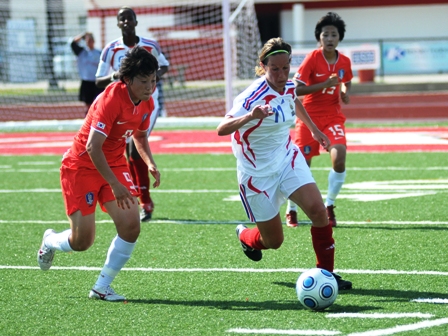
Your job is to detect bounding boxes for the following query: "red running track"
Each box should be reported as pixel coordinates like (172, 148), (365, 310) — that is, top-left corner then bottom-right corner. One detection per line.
(1, 127), (447, 156)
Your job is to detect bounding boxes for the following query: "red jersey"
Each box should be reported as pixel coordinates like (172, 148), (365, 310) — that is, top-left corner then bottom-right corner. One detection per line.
(293, 48), (353, 116)
(64, 81), (153, 169)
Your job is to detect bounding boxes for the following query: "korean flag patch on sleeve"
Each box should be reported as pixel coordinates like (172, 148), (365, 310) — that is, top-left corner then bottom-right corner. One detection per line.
(96, 121), (106, 129)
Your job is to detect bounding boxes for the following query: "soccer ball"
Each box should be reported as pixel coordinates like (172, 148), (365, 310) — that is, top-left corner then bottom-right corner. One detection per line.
(296, 268), (338, 311)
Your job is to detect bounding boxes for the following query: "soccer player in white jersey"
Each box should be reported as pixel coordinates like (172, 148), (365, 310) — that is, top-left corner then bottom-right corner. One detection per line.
(96, 6), (169, 221)
(217, 37), (352, 290)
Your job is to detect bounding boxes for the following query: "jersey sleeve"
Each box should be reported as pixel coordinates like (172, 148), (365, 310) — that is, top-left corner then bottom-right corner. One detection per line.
(90, 90), (120, 137)
(137, 98), (153, 132)
(95, 44), (114, 77)
(158, 52), (169, 67)
(294, 53), (314, 85)
(342, 57), (354, 83)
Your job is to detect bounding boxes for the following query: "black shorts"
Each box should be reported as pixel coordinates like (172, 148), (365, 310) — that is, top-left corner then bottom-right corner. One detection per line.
(79, 80), (104, 105)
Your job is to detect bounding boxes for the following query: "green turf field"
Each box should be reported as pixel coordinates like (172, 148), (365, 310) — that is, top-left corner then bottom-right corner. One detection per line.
(1, 152), (448, 335)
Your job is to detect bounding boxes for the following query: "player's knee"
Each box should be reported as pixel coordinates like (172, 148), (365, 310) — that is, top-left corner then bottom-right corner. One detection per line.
(263, 235), (284, 250)
(118, 222), (141, 243)
(70, 236), (94, 251)
(306, 202), (327, 224)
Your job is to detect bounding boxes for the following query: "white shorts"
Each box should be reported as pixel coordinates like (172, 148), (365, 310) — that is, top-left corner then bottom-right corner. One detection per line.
(238, 147), (315, 222)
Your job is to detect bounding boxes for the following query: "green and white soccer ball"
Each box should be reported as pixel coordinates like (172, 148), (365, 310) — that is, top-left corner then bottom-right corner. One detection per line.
(296, 268), (338, 311)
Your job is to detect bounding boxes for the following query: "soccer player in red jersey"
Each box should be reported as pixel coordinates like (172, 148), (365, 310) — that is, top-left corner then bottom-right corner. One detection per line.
(286, 12), (353, 228)
(37, 46), (161, 301)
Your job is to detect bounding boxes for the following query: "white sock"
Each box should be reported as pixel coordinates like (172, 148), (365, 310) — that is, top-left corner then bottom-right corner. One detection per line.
(94, 235), (136, 288)
(326, 169), (346, 206)
(44, 229), (73, 252)
(286, 200), (297, 213)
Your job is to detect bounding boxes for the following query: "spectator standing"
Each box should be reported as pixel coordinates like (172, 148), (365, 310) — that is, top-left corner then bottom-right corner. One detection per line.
(70, 32), (103, 115)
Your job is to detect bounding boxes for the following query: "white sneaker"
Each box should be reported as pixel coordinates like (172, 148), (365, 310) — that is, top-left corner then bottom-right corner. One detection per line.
(37, 229), (56, 271)
(89, 285), (126, 301)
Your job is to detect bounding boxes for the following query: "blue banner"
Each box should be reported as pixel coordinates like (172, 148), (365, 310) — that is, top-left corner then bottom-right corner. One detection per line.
(383, 41), (448, 74)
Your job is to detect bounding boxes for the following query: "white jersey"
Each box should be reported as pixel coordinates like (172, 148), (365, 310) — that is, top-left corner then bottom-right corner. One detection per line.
(96, 36), (169, 76)
(96, 36), (169, 133)
(227, 76), (298, 177)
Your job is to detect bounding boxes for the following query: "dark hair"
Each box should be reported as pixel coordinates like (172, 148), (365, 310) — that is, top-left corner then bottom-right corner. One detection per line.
(314, 12), (346, 42)
(255, 37), (292, 76)
(117, 6), (137, 20)
(118, 46), (158, 82)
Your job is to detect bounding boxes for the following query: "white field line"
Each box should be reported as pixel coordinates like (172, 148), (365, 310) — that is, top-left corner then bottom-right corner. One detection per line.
(327, 313), (434, 319)
(346, 318), (448, 336)
(412, 298), (448, 304)
(227, 328), (341, 335)
(2, 265), (448, 276)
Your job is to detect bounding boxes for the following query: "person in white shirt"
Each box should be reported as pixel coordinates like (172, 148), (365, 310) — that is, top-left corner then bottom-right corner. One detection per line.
(217, 37), (352, 290)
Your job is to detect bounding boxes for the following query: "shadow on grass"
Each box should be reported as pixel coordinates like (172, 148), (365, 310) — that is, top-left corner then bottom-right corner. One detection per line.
(124, 297), (376, 312)
(273, 281), (448, 303)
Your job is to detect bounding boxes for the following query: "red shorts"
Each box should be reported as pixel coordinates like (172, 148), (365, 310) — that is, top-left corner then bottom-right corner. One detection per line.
(60, 164), (139, 216)
(294, 113), (347, 160)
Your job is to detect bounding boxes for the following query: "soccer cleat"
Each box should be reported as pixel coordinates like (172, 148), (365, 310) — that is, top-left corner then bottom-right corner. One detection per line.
(140, 201), (154, 222)
(326, 205), (337, 227)
(235, 224), (262, 262)
(37, 229), (56, 271)
(286, 210), (298, 227)
(332, 272), (352, 290)
(89, 285), (126, 302)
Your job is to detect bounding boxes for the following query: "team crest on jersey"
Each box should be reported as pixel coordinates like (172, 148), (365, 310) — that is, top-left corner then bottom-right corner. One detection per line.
(96, 121), (106, 129)
(142, 113), (148, 122)
(85, 192), (94, 206)
(338, 69), (345, 79)
(303, 146), (312, 155)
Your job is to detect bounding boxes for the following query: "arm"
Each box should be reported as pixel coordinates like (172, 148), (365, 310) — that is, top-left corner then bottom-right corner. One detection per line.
(86, 129), (135, 209)
(294, 73), (340, 97)
(132, 130), (161, 188)
(70, 33), (85, 56)
(157, 65), (169, 79)
(96, 72), (117, 89)
(294, 98), (330, 150)
(216, 104), (273, 136)
(156, 49), (169, 80)
(340, 81), (351, 104)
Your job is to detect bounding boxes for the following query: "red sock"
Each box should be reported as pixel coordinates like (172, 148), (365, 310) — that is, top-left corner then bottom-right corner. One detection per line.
(311, 225), (335, 272)
(128, 157), (152, 204)
(240, 227), (267, 250)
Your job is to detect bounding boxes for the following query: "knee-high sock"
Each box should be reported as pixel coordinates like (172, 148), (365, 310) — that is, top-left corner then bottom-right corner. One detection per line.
(129, 157), (151, 205)
(94, 235), (136, 288)
(311, 225), (335, 272)
(240, 227), (266, 250)
(286, 200), (297, 213)
(326, 169), (346, 206)
(44, 229), (73, 252)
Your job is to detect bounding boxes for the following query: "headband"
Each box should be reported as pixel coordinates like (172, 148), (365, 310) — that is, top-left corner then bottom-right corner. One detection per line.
(264, 49), (290, 60)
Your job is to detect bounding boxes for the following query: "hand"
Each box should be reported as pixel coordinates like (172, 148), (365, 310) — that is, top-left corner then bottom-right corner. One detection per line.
(148, 165), (161, 188)
(251, 104), (274, 120)
(324, 73), (340, 88)
(312, 129), (331, 151)
(111, 182), (135, 209)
